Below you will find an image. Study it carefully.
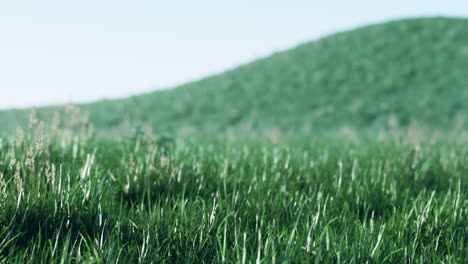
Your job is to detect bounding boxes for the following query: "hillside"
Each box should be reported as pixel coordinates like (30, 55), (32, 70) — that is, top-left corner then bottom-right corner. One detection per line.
(1, 17), (467, 137)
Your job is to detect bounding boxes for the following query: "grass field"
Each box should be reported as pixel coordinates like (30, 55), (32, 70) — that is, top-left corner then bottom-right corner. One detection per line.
(0, 115), (466, 263)
(0, 17), (467, 263)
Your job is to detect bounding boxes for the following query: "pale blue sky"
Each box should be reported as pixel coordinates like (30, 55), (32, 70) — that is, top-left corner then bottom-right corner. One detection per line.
(1, 0), (467, 109)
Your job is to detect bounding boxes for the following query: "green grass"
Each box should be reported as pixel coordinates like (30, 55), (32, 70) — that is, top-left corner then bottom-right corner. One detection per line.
(1, 17), (467, 263)
(1, 17), (467, 137)
(0, 120), (466, 263)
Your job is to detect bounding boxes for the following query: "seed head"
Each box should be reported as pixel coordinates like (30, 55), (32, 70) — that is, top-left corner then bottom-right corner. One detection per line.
(29, 108), (38, 128)
(45, 160), (51, 184)
(0, 171), (5, 189)
(9, 144), (16, 171)
(71, 107), (81, 128)
(51, 164), (56, 191)
(36, 121), (44, 156)
(14, 163), (22, 193)
(15, 127), (24, 146)
(26, 146), (35, 172)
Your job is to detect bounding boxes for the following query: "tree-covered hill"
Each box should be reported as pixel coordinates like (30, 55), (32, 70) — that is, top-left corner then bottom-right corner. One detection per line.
(2, 17), (467, 137)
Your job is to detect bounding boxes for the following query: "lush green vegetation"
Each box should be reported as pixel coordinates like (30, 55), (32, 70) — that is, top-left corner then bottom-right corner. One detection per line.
(0, 117), (466, 263)
(1, 17), (467, 137)
(1, 17), (467, 263)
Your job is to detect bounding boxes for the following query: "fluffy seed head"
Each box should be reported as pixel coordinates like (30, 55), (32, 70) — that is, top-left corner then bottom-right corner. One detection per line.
(26, 146), (35, 172)
(15, 127), (24, 146)
(36, 121), (45, 156)
(14, 163), (22, 193)
(45, 160), (51, 184)
(0, 171), (5, 189)
(29, 108), (38, 128)
(9, 144), (16, 171)
(51, 164), (56, 191)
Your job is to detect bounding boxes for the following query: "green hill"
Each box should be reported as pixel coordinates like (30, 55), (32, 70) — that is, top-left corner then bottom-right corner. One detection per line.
(2, 17), (467, 137)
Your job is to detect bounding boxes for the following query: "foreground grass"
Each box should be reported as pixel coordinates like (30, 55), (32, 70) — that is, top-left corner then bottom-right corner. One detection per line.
(0, 124), (467, 263)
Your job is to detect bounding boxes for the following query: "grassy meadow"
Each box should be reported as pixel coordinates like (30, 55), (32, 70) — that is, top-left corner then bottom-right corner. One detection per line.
(0, 108), (467, 263)
(0, 17), (467, 263)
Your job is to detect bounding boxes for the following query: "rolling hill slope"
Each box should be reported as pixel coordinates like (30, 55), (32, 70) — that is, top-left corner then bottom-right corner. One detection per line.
(2, 17), (468, 137)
